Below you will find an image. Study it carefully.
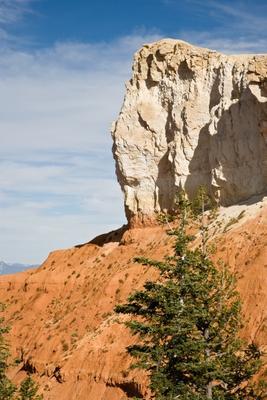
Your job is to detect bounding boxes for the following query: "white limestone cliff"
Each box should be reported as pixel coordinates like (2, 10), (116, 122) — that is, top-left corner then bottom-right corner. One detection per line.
(112, 39), (267, 224)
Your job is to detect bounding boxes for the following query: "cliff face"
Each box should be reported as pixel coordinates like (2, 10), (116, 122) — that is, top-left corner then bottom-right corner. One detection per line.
(112, 39), (267, 224)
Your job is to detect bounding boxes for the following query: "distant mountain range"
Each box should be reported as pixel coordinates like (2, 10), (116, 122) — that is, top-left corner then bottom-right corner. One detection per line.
(0, 261), (38, 275)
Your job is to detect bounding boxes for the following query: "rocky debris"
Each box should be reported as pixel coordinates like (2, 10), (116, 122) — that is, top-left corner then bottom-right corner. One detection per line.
(112, 39), (267, 225)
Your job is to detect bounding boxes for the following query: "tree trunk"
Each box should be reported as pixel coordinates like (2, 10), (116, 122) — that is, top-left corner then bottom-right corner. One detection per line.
(206, 382), (213, 399)
(204, 328), (212, 399)
(201, 193), (206, 256)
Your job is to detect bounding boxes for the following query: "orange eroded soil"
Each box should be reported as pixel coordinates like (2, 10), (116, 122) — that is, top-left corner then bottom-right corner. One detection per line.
(0, 208), (266, 399)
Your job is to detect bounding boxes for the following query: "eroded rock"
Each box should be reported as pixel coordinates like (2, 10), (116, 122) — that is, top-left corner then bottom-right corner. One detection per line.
(112, 39), (267, 224)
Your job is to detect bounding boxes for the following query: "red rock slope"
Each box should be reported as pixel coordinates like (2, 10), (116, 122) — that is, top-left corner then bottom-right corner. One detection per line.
(0, 203), (266, 399)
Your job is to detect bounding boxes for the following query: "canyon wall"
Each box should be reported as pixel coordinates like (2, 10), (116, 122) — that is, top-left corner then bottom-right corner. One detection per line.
(112, 39), (267, 224)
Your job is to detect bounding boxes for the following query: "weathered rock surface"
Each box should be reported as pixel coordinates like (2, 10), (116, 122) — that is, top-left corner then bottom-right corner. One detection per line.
(112, 39), (267, 224)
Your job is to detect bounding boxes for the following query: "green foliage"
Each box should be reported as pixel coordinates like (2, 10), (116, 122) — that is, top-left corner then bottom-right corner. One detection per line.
(191, 186), (215, 217)
(0, 304), (42, 400)
(115, 190), (265, 399)
(17, 377), (43, 400)
(156, 213), (176, 225)
(0, 377), (16, 400)
(0, 303), (16, 400)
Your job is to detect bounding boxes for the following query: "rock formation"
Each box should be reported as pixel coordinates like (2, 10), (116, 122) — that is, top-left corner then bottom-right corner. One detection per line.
(0, 40), (266, 399)
(112, 39), (267, 224)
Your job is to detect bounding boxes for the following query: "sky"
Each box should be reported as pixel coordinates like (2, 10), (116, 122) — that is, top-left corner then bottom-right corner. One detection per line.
(0, 0), (266, 264)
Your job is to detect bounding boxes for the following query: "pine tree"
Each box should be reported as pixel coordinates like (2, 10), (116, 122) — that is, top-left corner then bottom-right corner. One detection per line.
(0, 303), (16, 400)
(115, 191), (265, 399)
(0, 303), (42, 400)
(17, 376), (43, 400)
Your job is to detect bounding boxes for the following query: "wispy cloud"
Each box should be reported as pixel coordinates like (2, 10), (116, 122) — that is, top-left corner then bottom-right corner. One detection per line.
(0, 35), (160, 154)
(178, 30), (267, 54)
(0, 0), (33, 24)
(0, 0), (35, 48)
(0, 33), (160, 264)
(195, 0), (267, 36)
(164, 0), (267, 53)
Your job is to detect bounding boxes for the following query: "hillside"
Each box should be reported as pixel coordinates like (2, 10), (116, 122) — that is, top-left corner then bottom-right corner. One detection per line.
(0, 199), (266, 399)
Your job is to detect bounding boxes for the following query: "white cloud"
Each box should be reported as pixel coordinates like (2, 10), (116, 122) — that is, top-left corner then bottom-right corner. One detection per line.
(0, 205), (122, 263)
(0, 33), (161, 264)
(0, 35), (162, 153)
(0, 0), (34, 48)
(178, 31), (267, 54)
(201, 0), (267, 34)
(165, 0), (267, 54)
(0, 0), (33, 24)
(0, 153), (125, 264)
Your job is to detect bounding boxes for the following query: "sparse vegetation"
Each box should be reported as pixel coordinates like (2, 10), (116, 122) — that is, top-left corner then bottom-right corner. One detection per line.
(61, 341), (69, 352)
(223, 210), (246, 232)
(0, 303), (42, 399)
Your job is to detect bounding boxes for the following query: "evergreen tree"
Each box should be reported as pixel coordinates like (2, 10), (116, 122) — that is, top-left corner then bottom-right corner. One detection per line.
(17, 376), (43, 400)
(115, 191), (265, 399)
(0, 303), (42, 400)
(0, 303), (16, 400)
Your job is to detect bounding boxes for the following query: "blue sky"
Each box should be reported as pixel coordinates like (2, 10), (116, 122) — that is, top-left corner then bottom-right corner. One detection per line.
(0, 0), (266, 264)
(3, 0), (266, 49)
